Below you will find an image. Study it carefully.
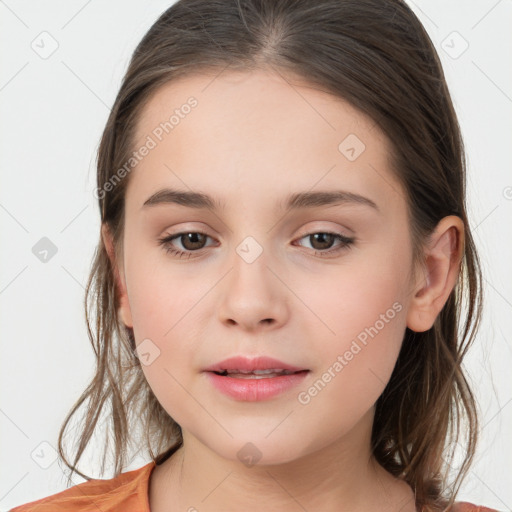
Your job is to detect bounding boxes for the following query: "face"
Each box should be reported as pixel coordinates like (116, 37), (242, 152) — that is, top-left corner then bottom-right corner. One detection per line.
(110, 68), (419, 465)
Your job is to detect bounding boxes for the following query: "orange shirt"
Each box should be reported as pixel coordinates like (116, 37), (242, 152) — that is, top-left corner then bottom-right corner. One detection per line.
(9, 462), (156, 512)
(9, 461), (499, 512)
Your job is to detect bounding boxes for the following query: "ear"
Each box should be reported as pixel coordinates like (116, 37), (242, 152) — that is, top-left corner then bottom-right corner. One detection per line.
(406, 215), (464, 333)
(101, 223), (133, 329)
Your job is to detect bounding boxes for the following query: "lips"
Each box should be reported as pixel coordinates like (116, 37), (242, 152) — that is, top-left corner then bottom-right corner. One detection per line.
(203, 356), (307, 375)
(214, 368), (298, 379)
(203, 356), (310, 401)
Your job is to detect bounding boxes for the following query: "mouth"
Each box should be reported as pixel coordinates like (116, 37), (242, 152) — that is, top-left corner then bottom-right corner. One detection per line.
(203, 356), (310, 401)
(203, 355), (309, 375)
(212, 368), (308, 379)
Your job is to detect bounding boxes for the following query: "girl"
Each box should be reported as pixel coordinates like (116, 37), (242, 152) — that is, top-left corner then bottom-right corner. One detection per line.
(10, 0), (499, 511)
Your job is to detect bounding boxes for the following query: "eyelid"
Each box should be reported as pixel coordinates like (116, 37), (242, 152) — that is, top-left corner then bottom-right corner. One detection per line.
(295, 223), (353, 239)
(159, 228), (214, 246)
(158, 225), (355, 260)
(159, 223), (353, 244)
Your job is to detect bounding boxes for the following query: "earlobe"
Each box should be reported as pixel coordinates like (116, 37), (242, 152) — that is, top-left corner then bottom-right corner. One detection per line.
(101, 223), (134, 329)
(406, 216), (464, 333)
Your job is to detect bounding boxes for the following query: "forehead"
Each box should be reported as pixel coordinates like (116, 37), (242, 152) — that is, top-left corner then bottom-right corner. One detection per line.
(127, 68), (403, 214)
(135, 68), (383, 145)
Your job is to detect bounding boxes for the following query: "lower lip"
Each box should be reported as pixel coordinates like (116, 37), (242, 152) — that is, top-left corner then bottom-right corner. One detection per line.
(205, 371), (309, 401)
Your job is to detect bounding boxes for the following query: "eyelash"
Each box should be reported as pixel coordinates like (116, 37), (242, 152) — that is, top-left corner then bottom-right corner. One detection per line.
(157, 230), (355, 259)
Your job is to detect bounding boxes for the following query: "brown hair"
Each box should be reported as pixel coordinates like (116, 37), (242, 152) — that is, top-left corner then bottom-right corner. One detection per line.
(57, 1), (483, 510)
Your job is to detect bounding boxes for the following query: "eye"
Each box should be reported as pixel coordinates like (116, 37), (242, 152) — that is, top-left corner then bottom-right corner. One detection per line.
(157, 230), (355, 259)
(294, 231), (355, 257)
(157, 230), (215, 259)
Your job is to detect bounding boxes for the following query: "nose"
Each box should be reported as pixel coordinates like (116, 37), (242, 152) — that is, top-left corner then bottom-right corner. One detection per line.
(217, 245), (290, 332)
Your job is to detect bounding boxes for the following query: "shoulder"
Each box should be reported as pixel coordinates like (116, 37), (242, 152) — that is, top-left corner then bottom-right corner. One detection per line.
(451, 502), (501, 512)
(9, 461), (156, 512)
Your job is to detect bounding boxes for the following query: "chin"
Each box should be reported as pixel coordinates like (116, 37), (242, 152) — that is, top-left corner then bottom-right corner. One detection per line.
(197, 430), (316, 468)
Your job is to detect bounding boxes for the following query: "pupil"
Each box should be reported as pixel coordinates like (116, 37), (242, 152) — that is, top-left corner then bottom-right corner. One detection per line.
(183, 233), (206, 250)
(179, 233), (336, 251)
(312, 233), (333, 250)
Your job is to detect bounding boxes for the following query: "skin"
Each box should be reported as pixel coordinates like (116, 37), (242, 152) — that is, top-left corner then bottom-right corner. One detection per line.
(102, 68), (464, 512)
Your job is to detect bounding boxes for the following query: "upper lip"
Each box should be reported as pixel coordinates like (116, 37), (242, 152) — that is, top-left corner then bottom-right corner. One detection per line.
(203, 356), (308, 373)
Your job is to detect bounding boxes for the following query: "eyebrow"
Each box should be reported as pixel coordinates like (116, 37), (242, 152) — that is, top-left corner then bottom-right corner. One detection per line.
(141, 188), (379, 212)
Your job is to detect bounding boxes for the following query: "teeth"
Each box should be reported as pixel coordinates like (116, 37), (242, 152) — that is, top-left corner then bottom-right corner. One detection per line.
(225, 368), (293, 375)
(218, 368), (296, 379)
(226, 368), (293, 375)
(228, 373), (288, 379)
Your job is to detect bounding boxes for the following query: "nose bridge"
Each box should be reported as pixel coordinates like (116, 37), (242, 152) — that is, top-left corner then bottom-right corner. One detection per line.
(235, 234), (266, 267)
(217, 232), (289, 330)
(230, 233), (273, 299)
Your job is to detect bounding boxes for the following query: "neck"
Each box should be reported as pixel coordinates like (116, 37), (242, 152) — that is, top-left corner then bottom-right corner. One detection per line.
(149, 409), (416, 512)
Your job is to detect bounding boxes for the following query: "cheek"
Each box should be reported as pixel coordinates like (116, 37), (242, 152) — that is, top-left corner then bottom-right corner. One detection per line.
(293, 291), (407, 449)
(124, 255), (218, 407)
(294, 250), (408, 345)
(124, 241), (204, 341)
(122, 251), (191, 365)
(292, 252), (409, 414)
(128, 278), (207, 371)
(128, 269), (207, 428)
